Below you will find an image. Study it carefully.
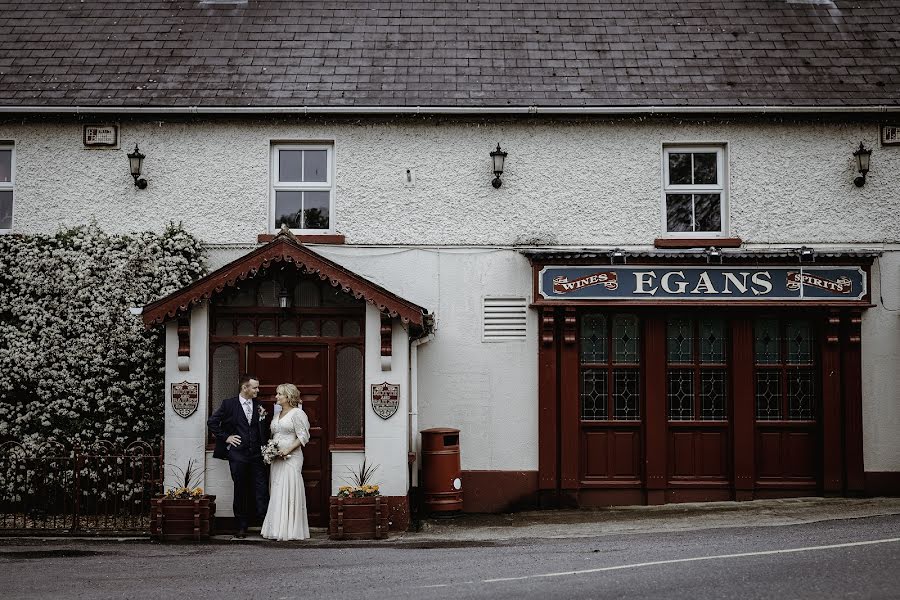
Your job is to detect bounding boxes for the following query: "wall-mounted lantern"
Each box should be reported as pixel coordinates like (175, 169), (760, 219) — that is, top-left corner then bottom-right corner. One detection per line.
(706, 247), (723, 264)
(609, 248), (627, 265)
(490, 143), (507, 188)
(798, 246), (816, 263)
(278, 284), (291, 309)
(853, 142), (871, 187)
(127, 144), (148, 189)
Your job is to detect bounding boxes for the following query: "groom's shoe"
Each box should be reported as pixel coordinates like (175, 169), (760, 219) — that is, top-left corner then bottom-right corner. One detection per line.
(234, 528), (247, 539)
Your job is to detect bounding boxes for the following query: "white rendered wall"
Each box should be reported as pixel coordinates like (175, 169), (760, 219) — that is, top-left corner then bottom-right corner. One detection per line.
(1, 117), (898, 246)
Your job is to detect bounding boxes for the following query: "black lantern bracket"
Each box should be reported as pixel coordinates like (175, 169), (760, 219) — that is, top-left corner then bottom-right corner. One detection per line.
(490, 143), (507, 188)
(127, 144), (148, 189)
(853, 142), (871, 187)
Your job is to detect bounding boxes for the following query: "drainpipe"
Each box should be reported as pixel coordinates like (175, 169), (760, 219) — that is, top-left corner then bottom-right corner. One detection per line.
(409, 333), (434, 488)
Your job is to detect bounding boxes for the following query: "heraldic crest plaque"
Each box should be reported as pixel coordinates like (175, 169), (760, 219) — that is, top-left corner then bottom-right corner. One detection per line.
(371, 382), (400, 420)
(171, 381), (200, 418)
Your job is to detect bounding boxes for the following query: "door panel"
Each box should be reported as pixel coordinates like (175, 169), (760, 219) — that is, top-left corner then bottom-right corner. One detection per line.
(248, 344), (330, 527)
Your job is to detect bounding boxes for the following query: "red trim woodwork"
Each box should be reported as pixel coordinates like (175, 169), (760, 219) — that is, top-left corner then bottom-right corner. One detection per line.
(731, 319), (754, 496)
(461, 471), (540, 512)
(822, 309), (843, 492)
(257, 233), (346, 244)
(560, 307), (579, 489)
(380, 312), (392, 357)
(654, 237), (743, 249)
(643, 316), (666, 503)
(864, 472), (900, 496)
(843, 309), (865, 492)
(176, 315), (190, 358)
(538, 308), (558, 490)
(143, 232), (429, 330)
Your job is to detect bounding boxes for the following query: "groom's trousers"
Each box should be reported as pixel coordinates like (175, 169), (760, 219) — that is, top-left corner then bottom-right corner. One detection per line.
(229, 459), (268, 531)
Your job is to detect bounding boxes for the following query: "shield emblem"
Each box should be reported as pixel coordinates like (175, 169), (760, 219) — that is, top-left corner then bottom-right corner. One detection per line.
(371, 382), (400, 420)
(171, 381), (200, 419)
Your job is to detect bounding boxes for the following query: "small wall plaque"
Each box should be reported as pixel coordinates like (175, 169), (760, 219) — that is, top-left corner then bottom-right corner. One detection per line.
(171, 381), (200, 418)
(882, 125), (900, 146)
(83, 124), (118, 147)
(371, 382), (400, 420)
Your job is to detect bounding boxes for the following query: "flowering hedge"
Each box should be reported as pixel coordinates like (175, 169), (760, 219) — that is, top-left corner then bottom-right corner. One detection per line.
(0, 223), (207, 451)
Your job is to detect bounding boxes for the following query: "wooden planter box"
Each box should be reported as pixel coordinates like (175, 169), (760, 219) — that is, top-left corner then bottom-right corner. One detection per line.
(150, 496), (216, 541)
(328, 496), (389, 540)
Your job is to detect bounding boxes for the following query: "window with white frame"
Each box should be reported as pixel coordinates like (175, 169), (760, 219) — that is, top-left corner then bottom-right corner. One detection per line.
(662, 145), (727, 235)
(271, 144), (333, 232)
(0, 144), (13, 232)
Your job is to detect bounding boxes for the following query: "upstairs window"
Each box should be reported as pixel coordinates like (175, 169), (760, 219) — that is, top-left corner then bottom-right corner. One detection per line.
(662, 145), (727, 236)
(271, 144), (333, 232)
(0, 144), (13, 232)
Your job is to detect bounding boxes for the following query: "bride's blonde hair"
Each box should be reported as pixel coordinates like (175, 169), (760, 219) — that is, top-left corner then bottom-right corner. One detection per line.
(277, 383), (302, 408)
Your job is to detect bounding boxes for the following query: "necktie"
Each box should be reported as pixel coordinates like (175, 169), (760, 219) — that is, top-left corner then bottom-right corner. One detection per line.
(242, 400), (252, 423)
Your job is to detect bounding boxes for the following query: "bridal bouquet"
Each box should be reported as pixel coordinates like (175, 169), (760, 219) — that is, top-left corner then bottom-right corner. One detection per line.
(261, 440), (281, 465)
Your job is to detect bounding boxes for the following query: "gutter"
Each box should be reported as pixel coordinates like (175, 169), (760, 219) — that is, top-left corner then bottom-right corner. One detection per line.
(408, 332), (434, 489)
(0, 105), (897, 115)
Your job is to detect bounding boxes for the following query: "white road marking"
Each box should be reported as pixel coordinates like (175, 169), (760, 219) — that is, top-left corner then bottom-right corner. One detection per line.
(416, 536), (900, 589)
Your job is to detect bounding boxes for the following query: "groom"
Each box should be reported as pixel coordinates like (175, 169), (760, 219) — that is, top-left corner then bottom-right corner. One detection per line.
(207, 374), (270, 538)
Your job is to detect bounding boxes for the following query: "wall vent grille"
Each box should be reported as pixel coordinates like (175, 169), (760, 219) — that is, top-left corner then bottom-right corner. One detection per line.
(483, 297), (528, 342)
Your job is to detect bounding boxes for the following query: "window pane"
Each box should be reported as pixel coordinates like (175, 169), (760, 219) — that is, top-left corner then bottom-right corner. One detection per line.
(214, 319), (233, 336)
(303, 150), (327, 182)
(666, 194), (693, 232)
(693, 152), (718, 185)
(322, 320), (340, 337)
(279, 150), (303, 182)
(0, 150), (11, 182)
(612, 314), (640, 363)
(343, 320), (361, 337)
(754, 318), (780, 364)
(297, 281), (321, 307)
(786, 320), (813, 365)
(211, 346), (239, 417)
(613, 369), (640, 420)
(275, 191), (303, 229)
(694, 194), (721, 231)
(700, 370), (727, 420)
(699, 318), (726, 363)
(788, 370), (816, 420)
(668, 152), (691, 184)
(580, 313), (607, 364)
(0, 191), (11, 229)
(666, 317), (693, 363)
(667, 368), (693, 420)
(755, 370), (781, 420)
(300, 320), (318, 337)
(237, 320), (255, 336)
(303, 191), (330, 229)
(580, 369), (608, 420)
(336, 347), (364, 437)
(257, 280), (278, 307)
(257, 319), (275, 336)
(279, 318), (296, 336)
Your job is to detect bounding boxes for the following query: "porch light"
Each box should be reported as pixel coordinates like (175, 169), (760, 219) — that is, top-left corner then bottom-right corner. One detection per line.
(609, 248), (627, 265)
(706, 247), (722, 264)
(853, 142), (871, 187)
(490, 143), (507, 188)
(127, 144), (148, 189)
(278, 285), (291, 309)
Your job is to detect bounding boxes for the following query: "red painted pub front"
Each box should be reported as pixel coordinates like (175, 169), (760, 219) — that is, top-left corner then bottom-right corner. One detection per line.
(528, 250), (874, 506)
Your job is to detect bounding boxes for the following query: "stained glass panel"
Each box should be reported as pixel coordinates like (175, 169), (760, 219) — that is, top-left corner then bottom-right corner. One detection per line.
(613, 315), (640, 363)
(667, 317), (693, 363)
(699, 318), (726, 363)
(754, 318), (780, 364)
(667, 368), (693, 420)
(300, 320), (318, 337)
(580, 313), (607, 364)
(580, 369), (608, 420)
(788, 370), (816, 420)
(755, 370), (781, 420)
(236, 320), (255, 336)
(336, 347), (364, 437)
(257, 319), (275, 336)
(279, 319), (296, 336)
(211, 346), (239, 416)
(786, 320), (814, 365)
(614, 369), (640, 420)
(700, 370), (727, 420)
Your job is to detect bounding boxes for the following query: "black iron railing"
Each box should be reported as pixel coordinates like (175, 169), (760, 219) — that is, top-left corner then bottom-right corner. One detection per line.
(0, 441), (162, 534)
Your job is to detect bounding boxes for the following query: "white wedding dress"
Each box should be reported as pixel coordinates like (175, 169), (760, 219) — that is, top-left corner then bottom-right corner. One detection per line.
(260, 407), (311, 541)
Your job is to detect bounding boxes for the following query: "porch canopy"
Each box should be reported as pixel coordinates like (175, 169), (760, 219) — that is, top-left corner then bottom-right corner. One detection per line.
(142, 231), (432, 333)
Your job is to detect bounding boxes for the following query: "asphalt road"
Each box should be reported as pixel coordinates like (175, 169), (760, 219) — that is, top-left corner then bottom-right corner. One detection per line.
(1, 514), (899, 599)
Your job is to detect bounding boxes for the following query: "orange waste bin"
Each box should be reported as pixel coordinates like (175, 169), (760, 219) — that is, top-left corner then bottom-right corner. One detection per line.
(421, 427), (463, 513)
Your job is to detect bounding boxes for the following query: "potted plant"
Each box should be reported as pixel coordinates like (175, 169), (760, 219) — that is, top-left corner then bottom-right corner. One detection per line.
(328, 460), (389, 540)
(150, 459), (216, 541)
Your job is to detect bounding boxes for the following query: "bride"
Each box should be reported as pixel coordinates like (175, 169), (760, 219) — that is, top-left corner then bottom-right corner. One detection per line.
(260, 383), (311, 541)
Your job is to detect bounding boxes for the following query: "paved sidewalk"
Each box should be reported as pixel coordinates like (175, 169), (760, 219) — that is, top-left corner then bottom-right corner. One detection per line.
(2, 497), (899, 548)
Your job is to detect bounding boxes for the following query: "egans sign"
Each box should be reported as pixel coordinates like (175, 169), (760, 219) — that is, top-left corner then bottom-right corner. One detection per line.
(538, 266), (866, 301)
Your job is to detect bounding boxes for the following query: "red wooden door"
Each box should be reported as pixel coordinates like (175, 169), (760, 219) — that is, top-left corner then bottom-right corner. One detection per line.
(248, 343), (330, 527)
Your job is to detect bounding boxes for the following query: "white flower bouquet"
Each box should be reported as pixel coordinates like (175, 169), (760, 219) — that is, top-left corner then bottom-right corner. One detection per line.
(261, 439), (290, 464)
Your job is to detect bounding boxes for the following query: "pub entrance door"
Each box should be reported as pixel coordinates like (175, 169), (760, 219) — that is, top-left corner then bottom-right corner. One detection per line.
(248, 343), (330, 527)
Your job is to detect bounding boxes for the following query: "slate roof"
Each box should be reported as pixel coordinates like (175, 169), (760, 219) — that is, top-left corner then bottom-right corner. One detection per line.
(0, 0), (898, 110)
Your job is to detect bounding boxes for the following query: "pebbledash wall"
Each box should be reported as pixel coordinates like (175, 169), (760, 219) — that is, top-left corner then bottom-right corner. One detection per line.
(3, 115), (900, 505)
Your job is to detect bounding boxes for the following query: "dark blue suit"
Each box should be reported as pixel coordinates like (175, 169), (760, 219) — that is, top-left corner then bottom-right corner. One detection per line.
(207, 396), (270, 531)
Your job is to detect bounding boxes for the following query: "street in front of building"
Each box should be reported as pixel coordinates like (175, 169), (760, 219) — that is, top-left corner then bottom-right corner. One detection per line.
(2, 500), (899, 599)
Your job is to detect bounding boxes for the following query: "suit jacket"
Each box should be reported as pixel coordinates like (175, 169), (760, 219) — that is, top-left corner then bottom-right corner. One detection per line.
(207, 396), (270, 462)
